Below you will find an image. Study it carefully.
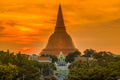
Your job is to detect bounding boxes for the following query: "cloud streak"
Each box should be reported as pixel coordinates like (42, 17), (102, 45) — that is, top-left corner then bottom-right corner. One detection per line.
(0, 0), (120, 54)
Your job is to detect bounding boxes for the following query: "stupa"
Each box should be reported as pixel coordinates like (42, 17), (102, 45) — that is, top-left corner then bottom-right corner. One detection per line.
(40, 4), (78, 56)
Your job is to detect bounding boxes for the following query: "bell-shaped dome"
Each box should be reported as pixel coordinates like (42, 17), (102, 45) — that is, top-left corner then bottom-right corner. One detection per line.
(46, 31), (75, 49)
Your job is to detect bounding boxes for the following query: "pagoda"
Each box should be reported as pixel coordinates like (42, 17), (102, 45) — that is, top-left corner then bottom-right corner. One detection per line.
(40, 4), (78, 56)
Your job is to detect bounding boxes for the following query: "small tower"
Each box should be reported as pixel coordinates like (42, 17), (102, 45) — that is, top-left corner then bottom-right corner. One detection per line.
(58, 51), (65, 65)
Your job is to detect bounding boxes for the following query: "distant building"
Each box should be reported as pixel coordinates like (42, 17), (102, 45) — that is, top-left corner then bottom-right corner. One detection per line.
(37, 57), (52, 63)
(29, 54), (52, 63)
(75, 57), (88, 61)
(75, 56), (96, 62)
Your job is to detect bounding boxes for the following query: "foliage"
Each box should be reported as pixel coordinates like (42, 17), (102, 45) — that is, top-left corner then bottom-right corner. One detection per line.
(0, 50), (56, 80)
(0, 63), (18, 80)
(68, 50), (120, 80)
(0, 49), (120, 80)
(65, 51), (81, 63)
(83, 49), (96, 57)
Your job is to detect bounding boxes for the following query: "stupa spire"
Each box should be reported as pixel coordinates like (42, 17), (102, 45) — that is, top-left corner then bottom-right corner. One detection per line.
(40, 4), (78, 56)
(55, 4), (66, 32)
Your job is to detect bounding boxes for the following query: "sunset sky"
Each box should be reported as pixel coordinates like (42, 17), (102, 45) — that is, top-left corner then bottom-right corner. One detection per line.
(0, 0), (120, 54)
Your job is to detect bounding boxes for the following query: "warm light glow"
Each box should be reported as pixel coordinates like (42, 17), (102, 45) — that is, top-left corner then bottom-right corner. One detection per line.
(18, 26), (34, 32)
(0, 0), (120, 54)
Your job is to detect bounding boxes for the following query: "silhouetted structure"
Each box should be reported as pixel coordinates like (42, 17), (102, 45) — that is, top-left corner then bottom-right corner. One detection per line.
(40, 4), (78, 56)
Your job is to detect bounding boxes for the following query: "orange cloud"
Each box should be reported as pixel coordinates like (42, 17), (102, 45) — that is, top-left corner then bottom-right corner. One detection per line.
(0, 0), (120, 54)
(18, 47), (35, 53)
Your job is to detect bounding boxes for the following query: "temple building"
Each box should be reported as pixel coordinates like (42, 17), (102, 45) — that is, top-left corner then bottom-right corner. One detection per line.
(29, 54), (52, 63)
(55, 51), (70, 70)
(57, 51), (67, 66)
(40, 4), (78, 56)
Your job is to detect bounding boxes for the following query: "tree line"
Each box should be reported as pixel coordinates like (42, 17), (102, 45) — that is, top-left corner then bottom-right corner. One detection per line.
(0, 50), (56, 80)
(67, 49), (120, 80)
(0, 49), (120, 80)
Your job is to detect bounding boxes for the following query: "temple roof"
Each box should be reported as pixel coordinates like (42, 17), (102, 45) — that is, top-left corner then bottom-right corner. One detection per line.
(58, 51), (65, 59)
(37, 57), (52, 63)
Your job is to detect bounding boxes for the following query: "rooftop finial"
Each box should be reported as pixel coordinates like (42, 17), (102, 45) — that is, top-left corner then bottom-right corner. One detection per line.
(55, 4), (66, 32)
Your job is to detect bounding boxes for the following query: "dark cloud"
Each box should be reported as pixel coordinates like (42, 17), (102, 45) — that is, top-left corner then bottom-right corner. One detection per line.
(0, 26), (5, 37)
(43, 19), (56, 24)
(0, 34), (16, 37)
(0, 3), (51, 12)
(0, 26), (5, 30)
(6, 21), (17, 27)
(97, 19), (120, 28)
(108, 19), (120, 25)
(0, 20), (18, 27)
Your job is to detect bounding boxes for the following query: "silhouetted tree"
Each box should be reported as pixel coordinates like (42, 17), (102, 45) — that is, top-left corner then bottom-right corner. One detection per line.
(65, 51), (81, 63)
(83, 49), (96, 57)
